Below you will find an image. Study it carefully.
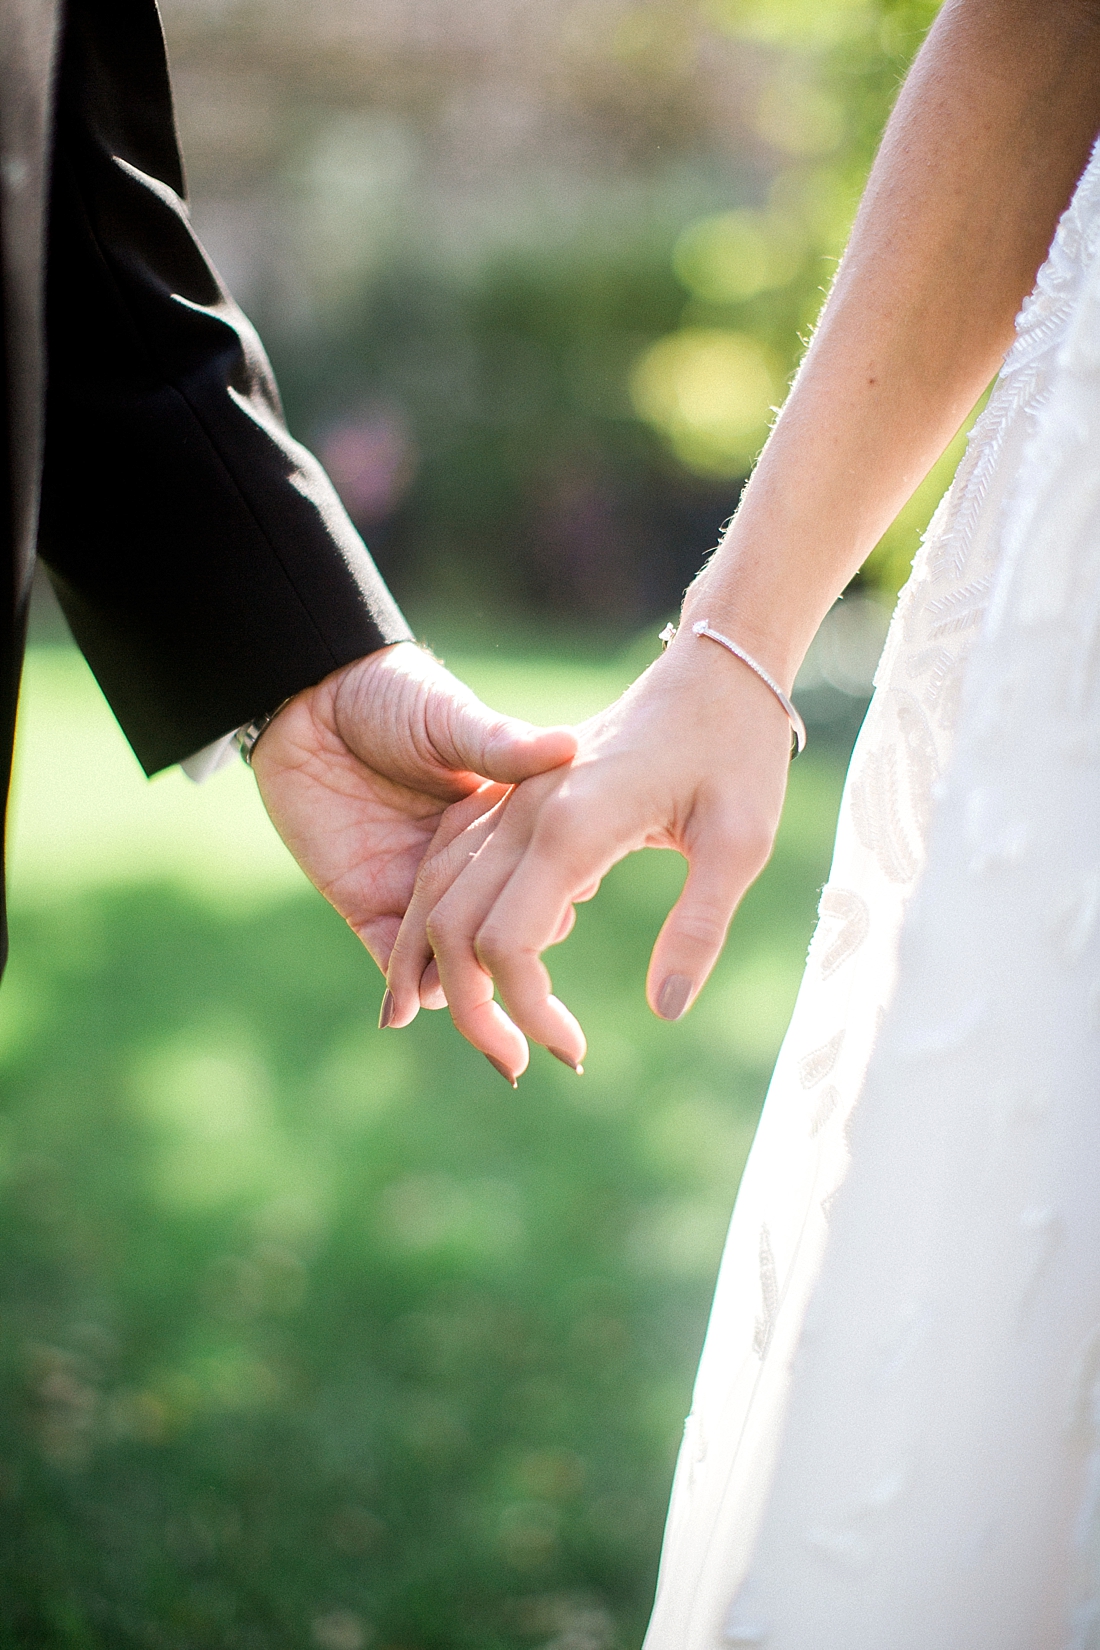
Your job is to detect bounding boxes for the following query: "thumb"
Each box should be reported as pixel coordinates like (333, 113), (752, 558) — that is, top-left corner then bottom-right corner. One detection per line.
(645, 823), (765, 1020)
(430, 687), (578, 783)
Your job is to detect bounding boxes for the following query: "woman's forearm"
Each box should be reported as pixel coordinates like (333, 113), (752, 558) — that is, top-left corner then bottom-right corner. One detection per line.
(686, 0), (1100, 687)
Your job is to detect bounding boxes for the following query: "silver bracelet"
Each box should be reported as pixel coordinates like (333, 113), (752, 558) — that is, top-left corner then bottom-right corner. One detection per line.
(235, 696), (294, 765)
(659, 618), (806, 758)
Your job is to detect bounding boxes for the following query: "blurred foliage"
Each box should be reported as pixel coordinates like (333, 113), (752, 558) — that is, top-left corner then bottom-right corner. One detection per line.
(631, 328), (782, 475)
(0, 730), (846, 1647)
(213, 0), (955, 630)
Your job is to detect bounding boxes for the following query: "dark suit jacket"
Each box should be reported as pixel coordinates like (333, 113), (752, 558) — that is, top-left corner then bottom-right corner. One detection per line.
(0, 0), (413, 973)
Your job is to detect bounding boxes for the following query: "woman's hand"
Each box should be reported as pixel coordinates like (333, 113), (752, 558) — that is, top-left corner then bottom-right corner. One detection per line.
(383, 631), (795, 1080)
(291, 0), (1100, 1070)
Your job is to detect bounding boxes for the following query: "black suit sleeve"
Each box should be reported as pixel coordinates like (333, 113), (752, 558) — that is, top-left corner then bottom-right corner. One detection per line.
(36, 0), (413, 775)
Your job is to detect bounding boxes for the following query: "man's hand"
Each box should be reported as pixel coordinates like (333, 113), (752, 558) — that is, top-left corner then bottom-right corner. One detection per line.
(249, 642), (577, 981)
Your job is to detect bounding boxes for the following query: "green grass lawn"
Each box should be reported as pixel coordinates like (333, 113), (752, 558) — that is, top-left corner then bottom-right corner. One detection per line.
(0, 642), (851, 1650)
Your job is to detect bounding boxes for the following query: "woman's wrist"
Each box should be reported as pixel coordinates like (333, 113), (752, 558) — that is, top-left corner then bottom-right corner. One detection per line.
(679, 541), (833, 696)
(676, 430), (868, 692)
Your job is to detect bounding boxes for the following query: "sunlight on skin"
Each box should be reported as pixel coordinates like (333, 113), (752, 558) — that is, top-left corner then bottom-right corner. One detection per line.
(249, 644), (577, 988)
(386, 641), (794, 1080)
(7, 643), (628, 905)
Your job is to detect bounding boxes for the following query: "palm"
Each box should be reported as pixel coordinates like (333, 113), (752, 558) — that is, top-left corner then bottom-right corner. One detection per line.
(255, 710), (452, 966)
(250, 644), (576, 974)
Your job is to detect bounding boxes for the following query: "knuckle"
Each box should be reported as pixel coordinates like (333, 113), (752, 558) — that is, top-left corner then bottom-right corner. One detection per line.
(427, 841), (473, 893)
(673, 905), (729, 950)
(533, 798), (601, 877)
(414, 858), (451, 904)
(474, 921), (509, 972)
(534, 791), (582, 844)
(424, 908), (458, 954)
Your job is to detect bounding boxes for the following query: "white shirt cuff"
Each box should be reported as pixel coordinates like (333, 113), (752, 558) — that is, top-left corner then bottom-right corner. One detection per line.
(180, 730), (240, 783)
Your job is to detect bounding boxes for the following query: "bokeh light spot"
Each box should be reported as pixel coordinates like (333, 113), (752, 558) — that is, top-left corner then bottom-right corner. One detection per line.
(752, 79), (846, 157)
(673, 209), (805, 304)
(630, 328), (781, 476)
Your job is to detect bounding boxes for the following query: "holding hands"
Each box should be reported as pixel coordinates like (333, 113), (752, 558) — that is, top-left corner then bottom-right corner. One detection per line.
(254, 0), (1079, 1074)
(250, 640), (577, 977)
(382, 622), (796, 1082)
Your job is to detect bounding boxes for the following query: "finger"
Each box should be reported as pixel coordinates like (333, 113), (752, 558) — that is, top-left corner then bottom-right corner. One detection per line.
(349, 912), (404, 977)
(421, 849), (535, 1079)
(645, 813), (772, 1020)
(548, 905), (577, 946)
(427, 854), (532, 1075)
(425, 779), (512, 855)
(471, 800), (622, 1062)
(384, 788), (508, 1027)
(420, 899), (568, 999)
(422, 791), (555, 1074)
(418, 959), (447, 1010)
(427, 687), (577, 785)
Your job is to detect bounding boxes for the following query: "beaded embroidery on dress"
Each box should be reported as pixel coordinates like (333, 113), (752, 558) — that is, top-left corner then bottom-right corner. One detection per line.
(643, 140), (1100, 1650)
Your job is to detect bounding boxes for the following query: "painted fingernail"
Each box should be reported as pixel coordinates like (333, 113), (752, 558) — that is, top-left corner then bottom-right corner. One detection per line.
(379, 989), (396, 1029)
(486, 1055), (519, 1089)
(656, 974), (693, 1021)
(549, 1047), (584, 1075)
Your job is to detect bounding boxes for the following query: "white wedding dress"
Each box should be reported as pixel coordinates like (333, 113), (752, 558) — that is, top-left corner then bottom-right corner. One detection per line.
(643, 142), (1100, 1650)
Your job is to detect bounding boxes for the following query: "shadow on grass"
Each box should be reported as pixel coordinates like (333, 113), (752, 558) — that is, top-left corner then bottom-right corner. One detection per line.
(0, 748), (844, 1649)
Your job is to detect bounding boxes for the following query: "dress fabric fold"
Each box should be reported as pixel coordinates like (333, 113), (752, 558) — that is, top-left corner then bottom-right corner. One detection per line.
(643, 140), (1100, 1650)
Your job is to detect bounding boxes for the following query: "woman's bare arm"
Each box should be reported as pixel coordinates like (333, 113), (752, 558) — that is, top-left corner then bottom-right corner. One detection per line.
(694, 0), (1100, 684)
(386, 0), (1100, 1077)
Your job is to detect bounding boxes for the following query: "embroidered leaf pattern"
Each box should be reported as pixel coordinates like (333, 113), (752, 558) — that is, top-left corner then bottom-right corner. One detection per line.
(816, 887), (870, 980)
(811, 1085), (841, 1136)
(752, 1224), (779, 1360)
(798, 1030), (844, 1090)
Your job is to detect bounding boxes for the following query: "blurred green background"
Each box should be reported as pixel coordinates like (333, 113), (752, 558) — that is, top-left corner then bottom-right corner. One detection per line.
(0, 0), (964, 1644)
(1, 647), (848, 1649)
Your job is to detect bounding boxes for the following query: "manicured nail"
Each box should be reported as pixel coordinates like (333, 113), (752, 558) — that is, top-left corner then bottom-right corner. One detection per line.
(486, 1055), (518, 1089)
(549, 1047), (584, 1074)
(656, 974), (693, 1021)
(379, 989), (395, 1029)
